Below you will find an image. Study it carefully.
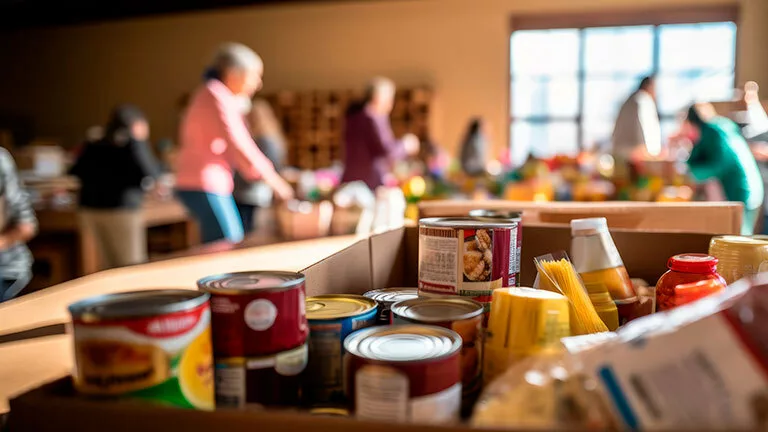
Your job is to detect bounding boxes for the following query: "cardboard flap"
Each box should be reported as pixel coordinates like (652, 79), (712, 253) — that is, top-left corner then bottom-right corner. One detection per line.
(302, 238), (373, 296)
(369, 228), (407, 290)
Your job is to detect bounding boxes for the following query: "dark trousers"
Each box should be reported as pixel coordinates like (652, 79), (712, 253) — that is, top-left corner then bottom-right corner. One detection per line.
(236, 202), (258, 235)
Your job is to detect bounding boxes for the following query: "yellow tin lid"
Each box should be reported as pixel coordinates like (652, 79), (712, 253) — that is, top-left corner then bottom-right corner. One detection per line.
(306, 294), (377, 320)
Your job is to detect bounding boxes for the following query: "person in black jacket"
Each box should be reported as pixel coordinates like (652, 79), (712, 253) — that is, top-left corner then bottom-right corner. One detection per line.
(69, 104), (162, 269)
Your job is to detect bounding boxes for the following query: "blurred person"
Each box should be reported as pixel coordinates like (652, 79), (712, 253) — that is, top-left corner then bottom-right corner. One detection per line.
(342, 77), (420, 190)
(459, 118), (488, 177)
(684, 103), (764, 235)
(612, 76), (662, 161)
(234, 98), (287, 234)
(0, 148), (36, 301)
(176, 42), (294, 244)
(69, 104), (162, 269)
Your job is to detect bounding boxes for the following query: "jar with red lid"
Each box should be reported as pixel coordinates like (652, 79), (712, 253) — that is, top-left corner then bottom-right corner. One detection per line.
(655, 254), (727, 311)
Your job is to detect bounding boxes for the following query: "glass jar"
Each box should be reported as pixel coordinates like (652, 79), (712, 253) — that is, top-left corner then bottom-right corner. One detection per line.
(655, 254), (727, 311)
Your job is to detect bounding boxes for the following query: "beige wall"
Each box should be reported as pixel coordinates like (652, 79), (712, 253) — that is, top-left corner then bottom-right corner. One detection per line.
(0, 0), (765, 158)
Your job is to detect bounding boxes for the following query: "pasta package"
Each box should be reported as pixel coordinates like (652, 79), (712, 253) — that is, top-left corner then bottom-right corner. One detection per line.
(535, 253), (609, 335)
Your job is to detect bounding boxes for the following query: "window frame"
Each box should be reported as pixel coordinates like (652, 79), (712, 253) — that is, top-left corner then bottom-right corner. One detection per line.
(508, 5), (740, 155)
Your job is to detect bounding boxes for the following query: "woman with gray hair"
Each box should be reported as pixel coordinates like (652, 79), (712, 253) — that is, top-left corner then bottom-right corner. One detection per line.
(175, 42), (294, 244)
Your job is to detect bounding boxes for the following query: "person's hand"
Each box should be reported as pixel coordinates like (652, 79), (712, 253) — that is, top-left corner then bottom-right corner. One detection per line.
(270, 176), (295, 201)
(403, 133), (420, 156)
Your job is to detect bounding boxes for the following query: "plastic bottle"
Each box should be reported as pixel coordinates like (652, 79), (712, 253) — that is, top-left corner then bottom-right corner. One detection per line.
(570, 217), (645, 325)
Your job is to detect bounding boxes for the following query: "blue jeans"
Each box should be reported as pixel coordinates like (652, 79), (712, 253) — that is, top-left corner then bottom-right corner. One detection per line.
(0, 276), (30, 302)
(176, 190), (244, 244)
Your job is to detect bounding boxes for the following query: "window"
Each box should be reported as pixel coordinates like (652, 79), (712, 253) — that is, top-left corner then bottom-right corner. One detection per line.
(509, 17), (737, 166)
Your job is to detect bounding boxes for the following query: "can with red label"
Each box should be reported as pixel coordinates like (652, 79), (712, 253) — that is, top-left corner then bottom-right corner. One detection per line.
(197, 271), (307, 357)
(214, 343), (308, 409)
(418, 217), (521, 323)
(345, 324), (462, 424)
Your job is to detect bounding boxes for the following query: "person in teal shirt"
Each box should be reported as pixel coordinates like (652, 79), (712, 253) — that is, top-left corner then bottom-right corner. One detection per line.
(685, 103), (764, 234)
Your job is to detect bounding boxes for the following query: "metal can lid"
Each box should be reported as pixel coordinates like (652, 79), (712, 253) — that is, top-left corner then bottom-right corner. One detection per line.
(197, 271), (305, 295)
(363, 287), (419, 304)
(391, 297), (483, 323)
(344, 324), (462, 362)
(306, 294), (377, 320)
(419, 216), (518, 229)
(69, 289), (209, 321)
(468, 209), (522, 220)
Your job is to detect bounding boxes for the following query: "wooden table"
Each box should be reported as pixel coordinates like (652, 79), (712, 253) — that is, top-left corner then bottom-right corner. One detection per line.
(0, 234), (361, 415)
(28, 199), (199, 292)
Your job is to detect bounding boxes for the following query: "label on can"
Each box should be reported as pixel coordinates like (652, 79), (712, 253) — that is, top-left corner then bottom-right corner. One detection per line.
(72, 304), (214, 410)
(244, 299), (277, 331)
(355, 365), (461, 423)
(418, 227), (459, 294)
(508, 221), (521, 286)
(215, 344), (308, 409)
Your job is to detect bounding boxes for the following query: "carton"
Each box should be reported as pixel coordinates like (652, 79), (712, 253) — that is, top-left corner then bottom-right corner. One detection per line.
(418, 200), (743, 235)
(7, 225), (716, 431)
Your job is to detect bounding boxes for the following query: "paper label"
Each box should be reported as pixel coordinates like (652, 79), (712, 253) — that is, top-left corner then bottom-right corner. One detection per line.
(586, 314), (768, 429)
(410, 383), (462, 423)
(419, 227), (459, 294)
(214, 361), (246, 409)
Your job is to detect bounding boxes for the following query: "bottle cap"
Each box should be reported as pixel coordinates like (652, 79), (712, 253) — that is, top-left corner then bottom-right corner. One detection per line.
(570, 217), (608, 234)
(668, 254), (718, 274)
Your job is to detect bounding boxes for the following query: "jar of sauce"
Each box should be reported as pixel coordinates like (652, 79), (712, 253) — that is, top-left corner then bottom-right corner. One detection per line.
(656, 254), (727, 311)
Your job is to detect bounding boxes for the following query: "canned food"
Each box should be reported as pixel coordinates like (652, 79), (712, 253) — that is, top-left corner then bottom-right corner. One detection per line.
(363, 287), (419, 324)
(709, 236), (768, 284)
(310, 407), (350, 417)
(214, 343), (307, 409)
(418, 217), (521, 321)
(484, 287), (570, 384)
(390, 298), (483, 407)
(345, 325), (463, 424)
(305, 294), (378, 404)
(68, 290), (214, 410)
(197, 271), (307, 357)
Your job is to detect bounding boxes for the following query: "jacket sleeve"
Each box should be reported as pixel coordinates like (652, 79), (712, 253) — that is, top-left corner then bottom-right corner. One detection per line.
(212, 95), (279, 182)
(130, 140), (163, 181)
(687, 129), (728, 181)
(367, 114), (407, 162)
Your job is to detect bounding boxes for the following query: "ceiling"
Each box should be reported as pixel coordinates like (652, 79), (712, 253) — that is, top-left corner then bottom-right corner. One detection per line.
(0, 0), (356, 30)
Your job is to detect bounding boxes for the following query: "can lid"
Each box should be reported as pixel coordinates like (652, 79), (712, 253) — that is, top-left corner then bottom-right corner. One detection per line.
(310, 407), (350, 417)
(419, 216), (518, 228)
(363, 287), (419, 304)
(344, 324), (462, 362)
(306, 295), (377, 319)
(69, 289), (209, 321)
(668, 254), (718, 274)
(468, 209), (522, 220)
(391, 297), (483, 323)
(570, 217), (608, 234)
(197, 271), (305, 294)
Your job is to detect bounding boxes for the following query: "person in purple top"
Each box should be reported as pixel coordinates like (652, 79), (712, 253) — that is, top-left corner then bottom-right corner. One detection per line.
(341, 77), (420, 189)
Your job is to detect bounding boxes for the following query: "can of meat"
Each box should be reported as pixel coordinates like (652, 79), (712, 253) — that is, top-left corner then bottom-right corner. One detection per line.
(68, 290), (214, 410)
(197, 271), (307, 357)
(305, 294), (378, 404)
(390, 297), (483, 412)
(345, 324), (463, 424)
(214, 343), (308, 409)
(418, 217), (521, 321)
(363, 287), (419, 325)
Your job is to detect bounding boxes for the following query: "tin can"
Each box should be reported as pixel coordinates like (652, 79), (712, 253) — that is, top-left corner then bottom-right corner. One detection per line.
(214, 343), (307, 409)
(709, 236), (768, 284)
(310, 407), (350, 417)
(418, 217), (521, 321)
(68, 290), (214, 410)
(305, 294), (378, 404)
(390, 297), (483, 410)
(484, 287), (570, 384)
(197, 271), (307, 357)
(363, 287), (419, 325)
(345, 324), (463, 423)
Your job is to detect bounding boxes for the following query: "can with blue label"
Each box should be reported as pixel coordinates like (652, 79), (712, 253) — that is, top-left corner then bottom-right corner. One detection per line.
(305, 294), (378, 405)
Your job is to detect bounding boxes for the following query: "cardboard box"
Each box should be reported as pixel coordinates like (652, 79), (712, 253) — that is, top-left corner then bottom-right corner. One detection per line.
(7, 224), (716, 431)
(418, 200), (743, 235)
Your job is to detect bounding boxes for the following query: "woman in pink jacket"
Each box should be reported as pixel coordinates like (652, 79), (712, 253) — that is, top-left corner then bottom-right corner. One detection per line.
(176, 43), (293, 243)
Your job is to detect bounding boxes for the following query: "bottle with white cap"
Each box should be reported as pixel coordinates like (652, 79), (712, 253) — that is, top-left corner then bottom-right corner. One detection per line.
(570, 218), (645, 325)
